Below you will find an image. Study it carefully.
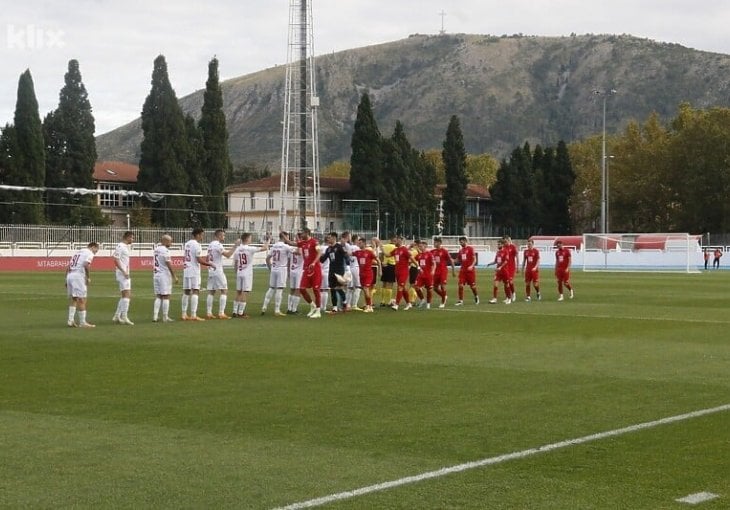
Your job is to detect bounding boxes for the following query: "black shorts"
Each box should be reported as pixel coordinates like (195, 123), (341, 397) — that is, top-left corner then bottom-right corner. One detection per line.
(409, 266), (419, 285)
(381, 265), (395, 283)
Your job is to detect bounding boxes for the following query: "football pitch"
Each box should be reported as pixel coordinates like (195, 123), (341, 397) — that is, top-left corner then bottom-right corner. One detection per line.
(1, 270), (728, 509)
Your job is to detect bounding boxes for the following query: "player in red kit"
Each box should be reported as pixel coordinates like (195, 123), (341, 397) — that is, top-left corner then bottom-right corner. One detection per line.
(284, 228), (322, 318)
(554, 240), (574, 301)
(487, 239), (511, 304)
(503, 235), (519, 303)
(413, 240), (435, 309)
(430, 237), (456, 308)
(522, 239), (541, 301)
(455, 236), (480, 305)
(391, 236), (417, 310)
(353, 237), (381, 312)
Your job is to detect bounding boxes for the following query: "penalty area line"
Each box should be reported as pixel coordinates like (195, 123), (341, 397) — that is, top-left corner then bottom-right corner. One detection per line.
(273, 403), (730, 510)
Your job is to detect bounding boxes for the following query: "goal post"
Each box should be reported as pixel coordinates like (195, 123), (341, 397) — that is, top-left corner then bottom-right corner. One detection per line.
(582, 233), (703, 273)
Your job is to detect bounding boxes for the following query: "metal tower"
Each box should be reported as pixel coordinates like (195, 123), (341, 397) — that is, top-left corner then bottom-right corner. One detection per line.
(279, 0), (320, 232)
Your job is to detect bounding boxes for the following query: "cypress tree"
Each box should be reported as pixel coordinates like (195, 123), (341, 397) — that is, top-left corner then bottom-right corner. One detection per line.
(547, 140), (575, 234)
(0, 124), (20, 222)
(138, 55), (189, 226)
(349, 93), (386, 206)
(199, 57), (232, 227)
(11, 70), (45, 223)
(44, 60), (103, 224)
(442, 115), (468, 234)
(184, 114), (210, 227)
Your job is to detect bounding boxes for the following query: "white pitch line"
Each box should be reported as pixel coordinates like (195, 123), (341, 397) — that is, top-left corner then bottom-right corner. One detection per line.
(273, 403), (730, 510)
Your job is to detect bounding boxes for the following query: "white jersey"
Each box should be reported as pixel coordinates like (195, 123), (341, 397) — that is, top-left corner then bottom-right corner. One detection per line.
(153, 244), (172, 277)
(183, 239), (203, 277)
(234, 245), (259, 274)
(206, 239), (226, 275)
(113, 241), (130, 274)
(268, 241), (292, 270)
(344, 242), (359, 270)
(290, 250), (303, 272)
(68, 248), (94, 275)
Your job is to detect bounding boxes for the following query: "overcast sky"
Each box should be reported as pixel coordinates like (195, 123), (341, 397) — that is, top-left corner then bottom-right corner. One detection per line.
(2, 0), (729, 135)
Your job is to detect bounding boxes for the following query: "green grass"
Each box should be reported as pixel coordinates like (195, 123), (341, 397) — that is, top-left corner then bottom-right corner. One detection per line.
(1, 270), (729, 509)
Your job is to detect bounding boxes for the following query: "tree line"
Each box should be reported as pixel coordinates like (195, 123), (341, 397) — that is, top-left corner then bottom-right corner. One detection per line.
(348, 92), (469, 236)
(0, 56), (232, 227)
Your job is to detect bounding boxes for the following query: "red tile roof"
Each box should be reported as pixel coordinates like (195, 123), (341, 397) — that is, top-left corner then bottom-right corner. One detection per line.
(435, 183), (491, 199)
(93, 161), (139, 183)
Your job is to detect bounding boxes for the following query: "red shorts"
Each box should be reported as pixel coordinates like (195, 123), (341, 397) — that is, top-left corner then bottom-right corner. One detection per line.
(459, 268), (476, 286)
(359, 270), (374, 288)
(433, 268), (448, 286)
(524, 269), (539, 283)
(507, 266), (516, 279)
(555, 269), (570, 283)
(299, 266), (322, 290)
(395, 268), (409, 286)
(415, 273), (433, 289)
(494, 269), (507, 283)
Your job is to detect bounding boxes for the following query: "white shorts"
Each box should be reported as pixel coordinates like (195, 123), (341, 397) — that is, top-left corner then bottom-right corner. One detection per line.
(320, 270), (330, 290)
(347, 265), (361, 288)
(207, 271), (228, 291)
(183, 274), (201, 291)
(66, 273), (87, 298)
(289, 269), (302, 290)
(236, 272), (253, 293)
(116, 270), (131, 291)
(269, 268), (288, 289)
(153, 274), (173, 296)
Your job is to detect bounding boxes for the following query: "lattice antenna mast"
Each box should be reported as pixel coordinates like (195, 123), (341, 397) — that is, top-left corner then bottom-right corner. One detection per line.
(280, 0), (321, 232)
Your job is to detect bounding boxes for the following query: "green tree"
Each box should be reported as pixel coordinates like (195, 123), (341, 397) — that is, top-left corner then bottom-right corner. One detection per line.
(442, 115), (468, 234)
(667, 104), (730, 232)
(321, 160), (350, 178)
(541, 141), (575, 234)
(466, 153), (499, 189)
(199, 57), (232, 227)
(138, 55), (190, 226)
(43, 60), (104, 224)
(0, 124), (20, 222)
(231, 162), (271, 183)
(183, 114), (210, 227)
(8, 70), (46, 223)
(349, 93), (385, 205)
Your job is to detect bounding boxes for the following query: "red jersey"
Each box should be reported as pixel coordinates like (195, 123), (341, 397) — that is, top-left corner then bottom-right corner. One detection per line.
(416, 250), (435, 274)
(555, 247), (572, 272)
(523, 248), (540, 272)
(392, 245), (411, 272)
(504, 243), (518, 275)
(353, 248), (376, 275)
(431, 247), (451, 272)
(298, 237), (320, 268)
(458, 245), (476, 271)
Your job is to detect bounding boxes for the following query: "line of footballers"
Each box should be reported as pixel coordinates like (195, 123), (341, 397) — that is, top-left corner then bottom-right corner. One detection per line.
(65, 229), (574, 326)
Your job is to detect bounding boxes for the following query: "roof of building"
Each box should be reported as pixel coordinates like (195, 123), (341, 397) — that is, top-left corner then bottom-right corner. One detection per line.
(93, 161), (139, 183)
(435, 183), (491, 199)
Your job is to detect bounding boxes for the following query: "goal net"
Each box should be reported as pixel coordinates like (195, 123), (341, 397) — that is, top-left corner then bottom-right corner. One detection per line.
(582, 233), (703, 273)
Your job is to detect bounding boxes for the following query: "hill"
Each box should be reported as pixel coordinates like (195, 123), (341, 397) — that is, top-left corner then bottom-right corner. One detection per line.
(96, 33), (730, 167)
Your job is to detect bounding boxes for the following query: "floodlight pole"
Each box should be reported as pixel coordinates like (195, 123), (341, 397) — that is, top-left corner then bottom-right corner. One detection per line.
(594, 88), (616, 233)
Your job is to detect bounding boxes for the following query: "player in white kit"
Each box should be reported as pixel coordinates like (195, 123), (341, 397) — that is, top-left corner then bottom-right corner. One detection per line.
(182, 227), (216, 321)
(152, 234), (178, 322)
(112, 231), (135, 325)
(341, 231), (362, 311)
(231, 233), (269, 318)
(205, 229), (236, 319)
(66, 241), (100, 328)
(286, 233), (304, 315)
(261, 232), (293, 316)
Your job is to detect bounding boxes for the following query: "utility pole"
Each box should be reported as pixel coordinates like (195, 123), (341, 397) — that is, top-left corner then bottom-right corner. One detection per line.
(438, 10), (447, 35)
(280, 0), (321, 232)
